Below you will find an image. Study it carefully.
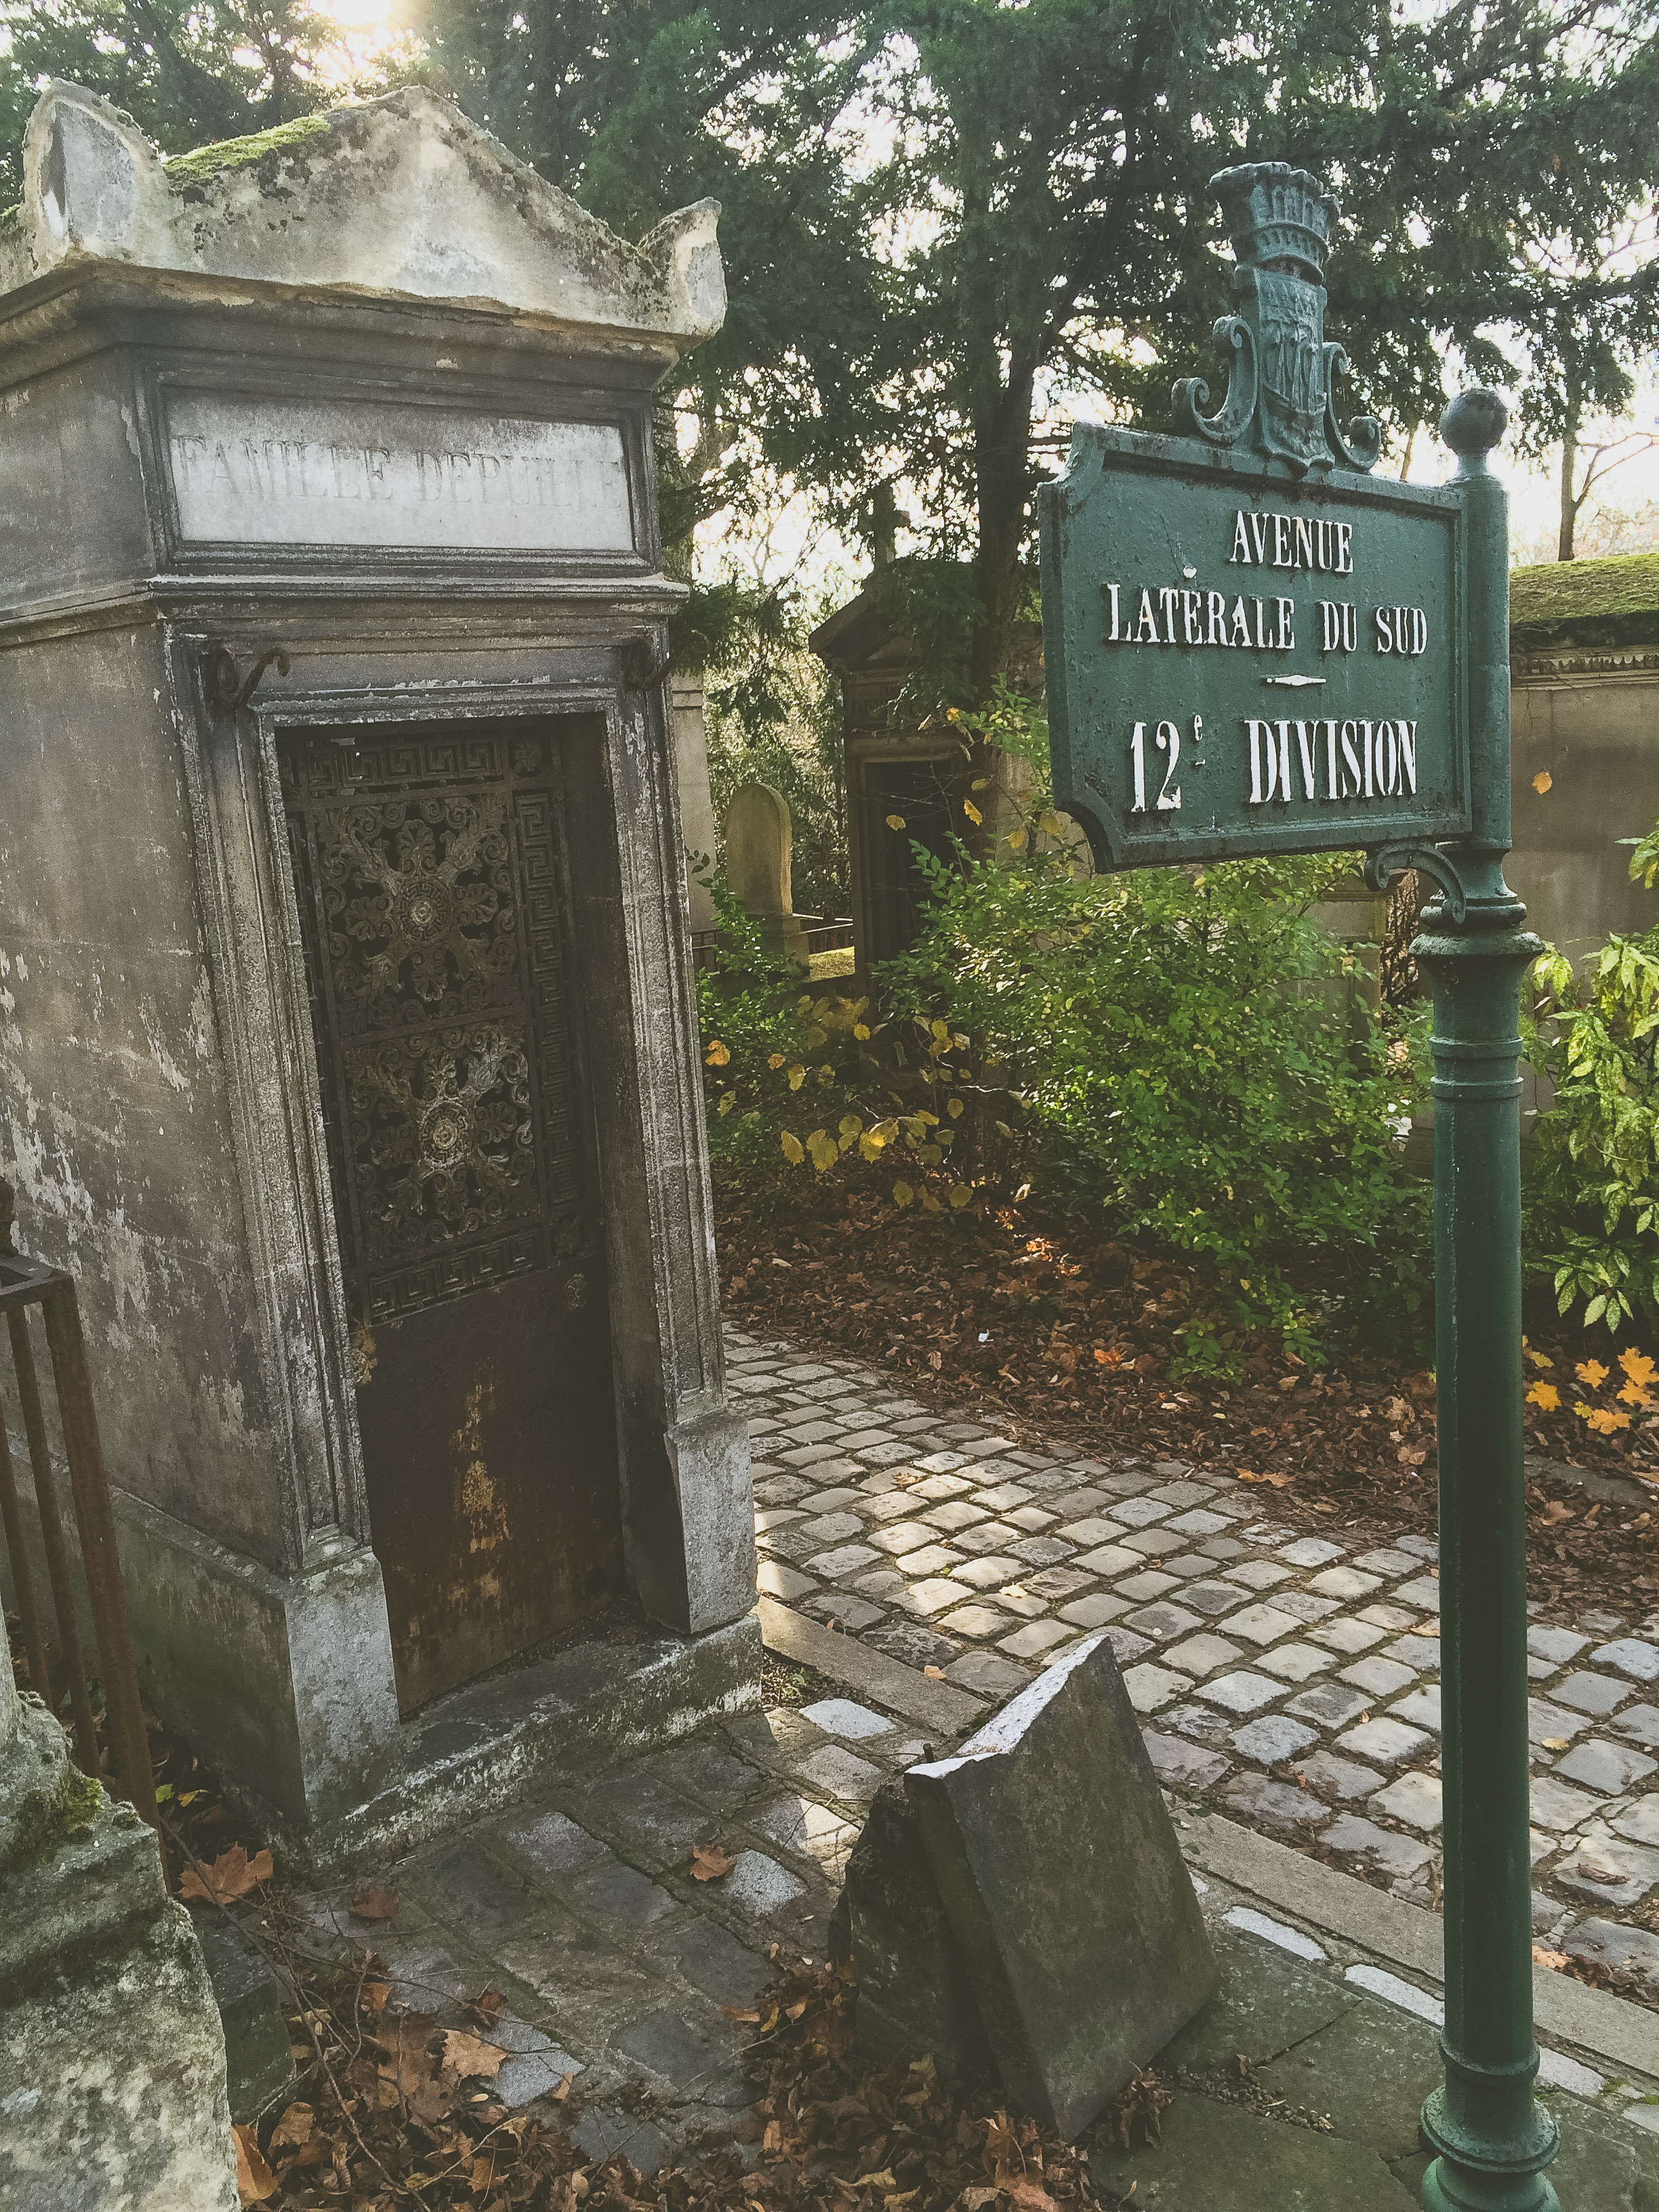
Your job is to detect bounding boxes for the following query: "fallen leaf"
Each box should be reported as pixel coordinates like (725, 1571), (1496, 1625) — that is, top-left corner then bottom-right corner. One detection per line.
(1532, 771), (1553, 794)
(178, 1844), (274, 1904)
(1007, 2180), (1063, 2212)
(466, 1988), (506, 2026)
(722, 2006), (763, 2023)
(1407, 1622), (1438, 1637)
(692, 1843), (739, 1882)
(1532, 1947), (1570, 1969)
(924, 1665), (946, 1679)
(270, 2102), (314, 2148)
(348, 1883), (402, 1921)
(439, 2027), (508, 2089)
(1540, 1736), (1570, 1750)
(233, 2123), (279, 2205)
(1526, 1382), (1561, 1412)
(375, 2011), (438, 2100)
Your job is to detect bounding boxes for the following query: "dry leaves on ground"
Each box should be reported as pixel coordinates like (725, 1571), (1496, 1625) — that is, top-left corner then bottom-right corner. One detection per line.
(716, 1180), (1659, 1622)
(692, 1843), (739, 1881)
(179, 1843), (274, 1904)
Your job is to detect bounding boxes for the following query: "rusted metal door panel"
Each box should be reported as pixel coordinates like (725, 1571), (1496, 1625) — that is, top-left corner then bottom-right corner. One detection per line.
(281, 722), (622, 1714)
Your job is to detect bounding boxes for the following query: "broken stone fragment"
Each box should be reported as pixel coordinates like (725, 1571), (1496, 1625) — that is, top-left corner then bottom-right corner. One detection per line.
(830, 1777), (992, 2079)
(905, 1630), (1217, 2137)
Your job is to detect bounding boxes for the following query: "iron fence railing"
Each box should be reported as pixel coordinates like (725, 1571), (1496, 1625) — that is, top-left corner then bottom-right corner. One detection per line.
(0, 1179), (156, 1827)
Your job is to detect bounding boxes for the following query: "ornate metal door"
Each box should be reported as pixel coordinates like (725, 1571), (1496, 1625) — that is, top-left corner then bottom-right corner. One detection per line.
(281, 722), (622, 1714)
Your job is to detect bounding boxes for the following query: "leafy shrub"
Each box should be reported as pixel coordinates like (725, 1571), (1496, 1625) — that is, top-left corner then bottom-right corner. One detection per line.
(1526, 933), (1659, 1336)
(696, 693), (1426, 1369)
(878, 842), (1421, 1364)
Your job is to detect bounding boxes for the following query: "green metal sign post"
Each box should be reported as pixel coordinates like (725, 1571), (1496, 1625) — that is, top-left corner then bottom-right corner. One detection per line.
(1040, 165), (1558, 2211)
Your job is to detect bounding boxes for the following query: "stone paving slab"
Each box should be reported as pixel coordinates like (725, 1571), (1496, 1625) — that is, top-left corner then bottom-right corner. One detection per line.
(732, 1324), (1659, 1989)
(294, 1659), (1659, 2196)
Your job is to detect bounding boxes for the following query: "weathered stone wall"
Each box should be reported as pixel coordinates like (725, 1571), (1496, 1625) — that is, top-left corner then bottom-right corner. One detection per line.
(1, 623), (306, 1570)
(1509, 665), (1659, 960)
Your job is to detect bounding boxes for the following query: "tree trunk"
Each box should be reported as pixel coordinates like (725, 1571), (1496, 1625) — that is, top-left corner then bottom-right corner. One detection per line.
(1558, 392), (1580, 561)
(968, 357), (1038, 701)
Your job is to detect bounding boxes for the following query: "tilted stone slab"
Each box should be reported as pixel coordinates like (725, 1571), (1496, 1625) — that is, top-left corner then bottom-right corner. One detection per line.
(904, 1631), (1216, 2135)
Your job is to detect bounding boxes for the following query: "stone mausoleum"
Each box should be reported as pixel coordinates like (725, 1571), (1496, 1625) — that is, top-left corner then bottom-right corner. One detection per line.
(0, 81), (758, 1861)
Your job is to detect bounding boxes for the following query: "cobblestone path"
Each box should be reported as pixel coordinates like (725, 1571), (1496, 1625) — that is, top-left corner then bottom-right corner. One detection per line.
(733, 1328), (1659, 1999)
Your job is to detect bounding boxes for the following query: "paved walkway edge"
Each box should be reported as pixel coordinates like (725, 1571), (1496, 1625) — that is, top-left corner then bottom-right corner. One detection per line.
(1186, 1809), (1659, 2082)
(756, 1596), (986, 1734)
(763, 1591), (1659, 2087)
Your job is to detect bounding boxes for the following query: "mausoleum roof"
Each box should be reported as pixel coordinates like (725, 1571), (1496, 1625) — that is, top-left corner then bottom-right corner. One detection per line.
(1510, 550), (1659, 655)
(0, 79), (723, 356)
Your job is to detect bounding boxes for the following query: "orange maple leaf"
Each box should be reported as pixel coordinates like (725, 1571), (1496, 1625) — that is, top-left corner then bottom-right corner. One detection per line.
(1525, 1382), (1561, 1412)
(1576, 1359), (1611, 1389)
(1620, 1349), (1658, 1389)
(178, 1844), (273, 1904)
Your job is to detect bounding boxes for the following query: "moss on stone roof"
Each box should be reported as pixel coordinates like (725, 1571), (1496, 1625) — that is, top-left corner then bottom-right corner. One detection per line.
(162, 111), (333, 188)
(1510, 550), (1659, 654)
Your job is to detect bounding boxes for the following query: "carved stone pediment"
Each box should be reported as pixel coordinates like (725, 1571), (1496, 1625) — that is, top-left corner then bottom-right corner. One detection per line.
(0, 79), (723, 352)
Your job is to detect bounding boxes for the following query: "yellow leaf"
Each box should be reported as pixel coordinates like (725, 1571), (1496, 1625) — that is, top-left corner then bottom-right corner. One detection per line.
(1006, 827), (1028, 851)
(854, 1023), (872, 1041)
(931, 1019), (950, 1042)
(1618, 1380), (1654, 1408)
(949, 1185), (971, 1208)
(886, 813), (907, 831)
(839, 1114), (864, 1139)
(947, 1097), (965, 1119)
(1523, 1346), (1555, 1369)
(788, 1065), (806, 1090)
(963, 799), (983, 825)
(768, 1053), (785, 1070)
(1038, 811), (1063, 838)
(859, 1136), (883, 1162)
(1525, 1382), (1561, 1412)
(717, 1091), (735, 1116)
(893, 1181), (915, 1208)
(1584, 1405), (1632, 1434)
(705, 1040), (730, 1067)
(808, 1132), (839, 1173)
(1620, 1349), (1658, 1389)
(780, 1131), (804, 1165)
(922, 1193), (943, 1212)
(1533, 771), (1553, 794)
(1576, 1360), (1610, 1387)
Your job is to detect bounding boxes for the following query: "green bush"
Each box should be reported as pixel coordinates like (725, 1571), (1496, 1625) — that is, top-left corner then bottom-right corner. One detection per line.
(1525, 933), (1659, 1336)
(878, 841), (1422, 1366)
(695, 692), (1427, 1370)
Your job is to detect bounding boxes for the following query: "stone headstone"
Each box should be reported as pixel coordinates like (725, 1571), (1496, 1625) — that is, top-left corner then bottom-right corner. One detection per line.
(905, 1630), (1216, 2136)
(724, 782), (807, 959)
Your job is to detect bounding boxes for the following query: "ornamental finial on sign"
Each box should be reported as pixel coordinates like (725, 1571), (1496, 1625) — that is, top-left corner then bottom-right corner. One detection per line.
(1172, 162), (1381, 478)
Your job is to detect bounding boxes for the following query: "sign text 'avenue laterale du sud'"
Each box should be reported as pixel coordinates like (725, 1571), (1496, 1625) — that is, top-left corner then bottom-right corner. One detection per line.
(1040, 165), (1471, 870)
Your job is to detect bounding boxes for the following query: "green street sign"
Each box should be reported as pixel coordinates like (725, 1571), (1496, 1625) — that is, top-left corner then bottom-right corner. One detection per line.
(1039, 165), (1471, 874)
(1038, 163), (1565, 2212)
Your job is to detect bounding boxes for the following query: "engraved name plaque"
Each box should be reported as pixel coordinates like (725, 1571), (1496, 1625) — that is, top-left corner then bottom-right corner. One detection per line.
(163, 392), (635, 554)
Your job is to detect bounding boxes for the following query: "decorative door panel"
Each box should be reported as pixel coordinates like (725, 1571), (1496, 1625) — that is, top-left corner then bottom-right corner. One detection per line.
(281, 723), (623, 1713)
